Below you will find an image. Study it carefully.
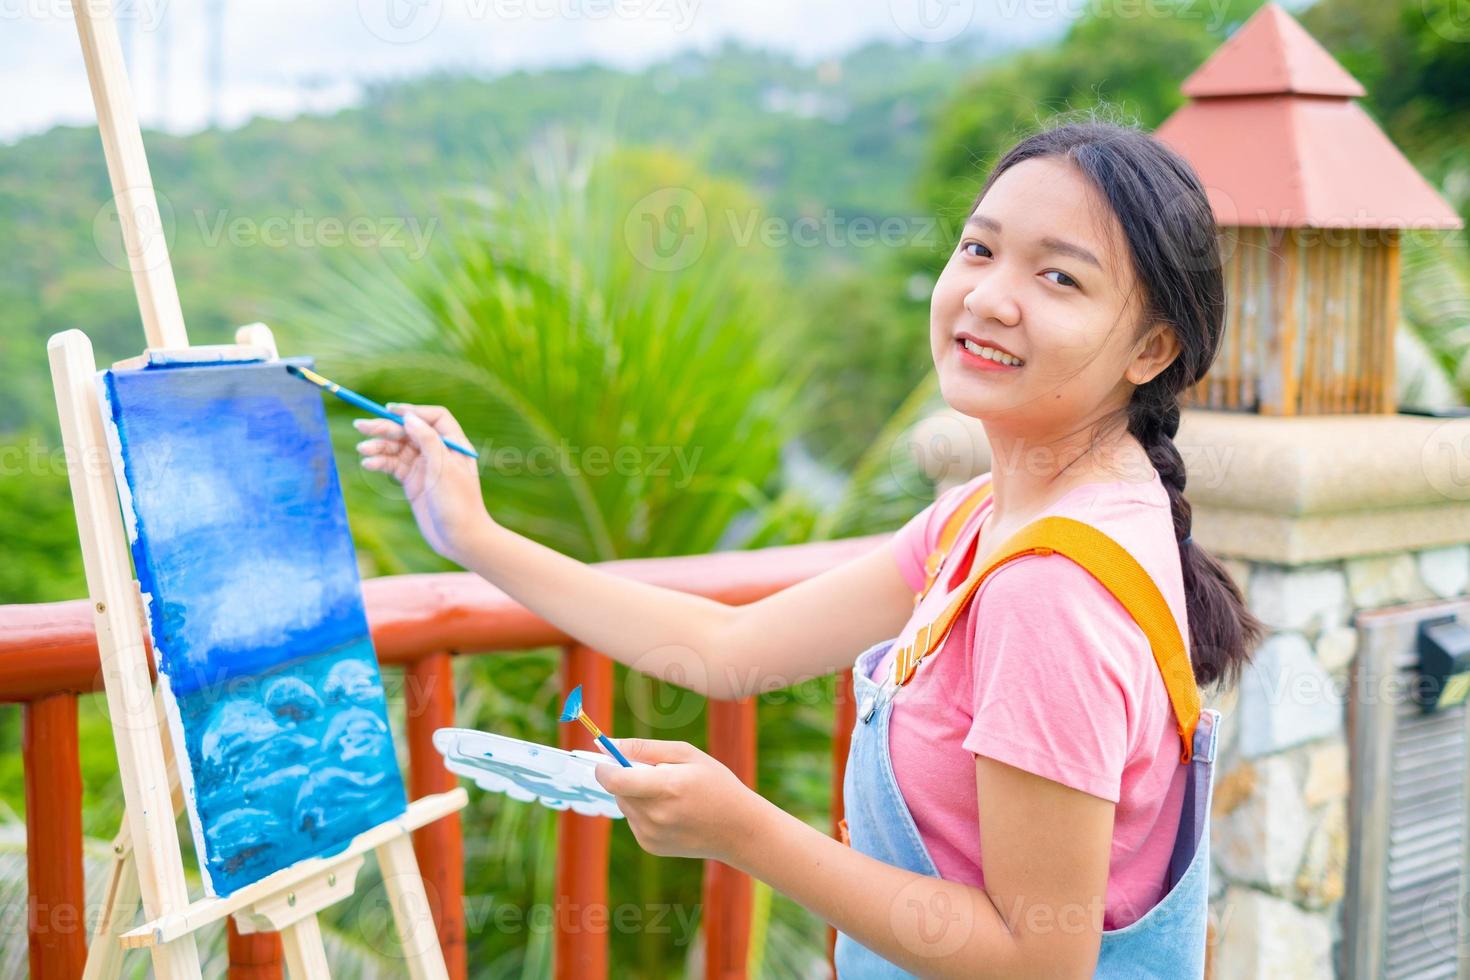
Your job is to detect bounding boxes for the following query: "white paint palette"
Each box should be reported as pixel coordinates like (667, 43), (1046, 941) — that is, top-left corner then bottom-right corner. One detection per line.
(432, 727), (649, 819)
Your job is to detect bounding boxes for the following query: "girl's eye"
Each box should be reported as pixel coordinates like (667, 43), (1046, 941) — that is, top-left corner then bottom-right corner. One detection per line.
(962, 242), (1078, 289)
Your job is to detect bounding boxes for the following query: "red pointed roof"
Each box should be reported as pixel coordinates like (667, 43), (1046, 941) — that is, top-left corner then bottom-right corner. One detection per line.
(1155, 3), (1462, 230)
(1181, 2), (1362, 98)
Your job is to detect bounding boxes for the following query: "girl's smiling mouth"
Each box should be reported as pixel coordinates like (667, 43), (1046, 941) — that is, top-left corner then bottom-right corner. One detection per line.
(954, 333), (1025, 370)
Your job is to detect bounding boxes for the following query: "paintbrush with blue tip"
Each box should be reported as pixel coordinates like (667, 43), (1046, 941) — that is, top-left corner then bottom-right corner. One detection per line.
(560, 685), (633, 767)
(287, 364), (480, 459)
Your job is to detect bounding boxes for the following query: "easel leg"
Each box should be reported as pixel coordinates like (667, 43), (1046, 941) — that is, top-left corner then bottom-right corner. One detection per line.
(83, 846), (140, 980)
(84, 688), (190, 980)
(71, 0), (188, 349)
(279, 917), (331, 979)
(376, 835), (451, 980)
(50, 330), (202, 979)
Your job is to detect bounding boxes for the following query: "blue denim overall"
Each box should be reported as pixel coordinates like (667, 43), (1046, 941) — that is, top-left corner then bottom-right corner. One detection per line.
(832, 637), (1219, 978)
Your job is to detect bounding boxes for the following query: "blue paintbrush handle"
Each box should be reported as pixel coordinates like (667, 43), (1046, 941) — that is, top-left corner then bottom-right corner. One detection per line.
(335, 389), (479, 460)
(291, 366), (479, 459)
(597, 734), (633, 768)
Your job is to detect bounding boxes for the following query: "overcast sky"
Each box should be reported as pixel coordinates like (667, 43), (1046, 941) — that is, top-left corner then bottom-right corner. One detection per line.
(2, 0), (1075, 143)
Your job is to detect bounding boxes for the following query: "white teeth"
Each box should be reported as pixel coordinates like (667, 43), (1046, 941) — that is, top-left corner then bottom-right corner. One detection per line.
(962, 338), (1023, 366)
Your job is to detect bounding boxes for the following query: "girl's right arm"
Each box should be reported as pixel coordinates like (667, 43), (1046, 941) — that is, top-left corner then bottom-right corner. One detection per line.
(356, 405), (918, 700)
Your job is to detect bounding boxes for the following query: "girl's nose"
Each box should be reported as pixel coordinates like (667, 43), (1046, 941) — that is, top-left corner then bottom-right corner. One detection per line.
(963, 273), (1021, 328)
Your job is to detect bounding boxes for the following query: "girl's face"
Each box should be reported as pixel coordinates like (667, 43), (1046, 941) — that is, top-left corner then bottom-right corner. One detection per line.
(930, 156), (1176, 436)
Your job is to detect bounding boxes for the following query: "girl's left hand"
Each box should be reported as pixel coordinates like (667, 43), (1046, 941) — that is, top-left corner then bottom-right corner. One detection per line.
(593, 738), (766, 865)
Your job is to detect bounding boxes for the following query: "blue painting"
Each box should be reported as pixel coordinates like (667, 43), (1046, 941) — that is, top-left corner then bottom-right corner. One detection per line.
(100, 357), (407, 897)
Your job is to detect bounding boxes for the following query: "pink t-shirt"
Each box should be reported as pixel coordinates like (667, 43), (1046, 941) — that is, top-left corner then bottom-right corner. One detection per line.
(881, 470), (1189, 929)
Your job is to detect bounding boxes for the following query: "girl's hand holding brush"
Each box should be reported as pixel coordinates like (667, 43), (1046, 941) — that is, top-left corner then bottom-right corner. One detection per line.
(354, 403), (493, 566)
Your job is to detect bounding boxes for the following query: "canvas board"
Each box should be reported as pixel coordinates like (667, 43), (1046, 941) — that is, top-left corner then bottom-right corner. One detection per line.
(98, 356), (407, 897)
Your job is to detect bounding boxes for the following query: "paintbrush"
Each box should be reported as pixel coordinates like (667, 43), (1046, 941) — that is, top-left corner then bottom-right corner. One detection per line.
(286, 364), (480, 460)
(559, 685), (633, 767)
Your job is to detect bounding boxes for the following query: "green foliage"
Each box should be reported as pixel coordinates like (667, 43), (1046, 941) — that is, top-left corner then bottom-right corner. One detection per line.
(1299, 0), (1470, 244)
(297, 141), (801, 563)
(0, 42), (971, 436)
(921, 0), (1261, 223)
(1301, 0), (1470, 150)
(0, 437), (83, 605)
(791, 257), (934, 470)
(1401, 235), (1470, 405)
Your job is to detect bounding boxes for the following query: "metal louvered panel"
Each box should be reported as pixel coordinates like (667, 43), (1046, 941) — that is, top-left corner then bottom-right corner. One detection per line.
(1384, 698), (1468, 978)
(1347, 601), (1470, 980)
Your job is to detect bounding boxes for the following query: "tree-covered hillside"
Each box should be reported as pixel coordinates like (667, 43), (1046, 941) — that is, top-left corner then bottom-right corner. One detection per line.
(0, 39), (982, 434)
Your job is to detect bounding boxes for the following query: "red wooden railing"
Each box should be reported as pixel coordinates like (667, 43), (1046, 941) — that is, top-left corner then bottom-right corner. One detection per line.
(2, 535), (881, 979)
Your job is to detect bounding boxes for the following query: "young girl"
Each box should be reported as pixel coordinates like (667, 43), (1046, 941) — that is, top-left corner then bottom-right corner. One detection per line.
(355, 120), (1262, 978)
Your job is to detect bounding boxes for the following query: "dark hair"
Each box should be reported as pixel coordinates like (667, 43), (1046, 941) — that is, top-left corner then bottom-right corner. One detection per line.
(970, 117), (1263, 689)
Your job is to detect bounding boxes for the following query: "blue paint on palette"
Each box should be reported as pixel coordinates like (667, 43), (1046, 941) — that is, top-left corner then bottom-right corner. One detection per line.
(101, 358), (406, 896)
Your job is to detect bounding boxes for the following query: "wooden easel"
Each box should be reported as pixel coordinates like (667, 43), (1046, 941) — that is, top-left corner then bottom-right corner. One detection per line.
(50, 3), (467, 977)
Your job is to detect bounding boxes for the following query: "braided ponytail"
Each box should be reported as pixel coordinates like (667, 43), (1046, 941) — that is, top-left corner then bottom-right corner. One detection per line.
(976, 116), (1264, 688)
(1128, 379), (1258, 687)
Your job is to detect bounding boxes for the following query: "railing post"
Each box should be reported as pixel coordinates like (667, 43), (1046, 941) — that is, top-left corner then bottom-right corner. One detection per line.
(226, 921), (283, 979)
(555, 644), (612, 980)
(704, 696), (757, 980)
(24, 693), (87, 979)
(405, 652), (467, 980)
(828, 670), (856, 968)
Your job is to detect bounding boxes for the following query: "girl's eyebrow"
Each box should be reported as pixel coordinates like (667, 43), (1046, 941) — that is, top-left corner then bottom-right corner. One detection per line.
(965, 213), (1103, 271)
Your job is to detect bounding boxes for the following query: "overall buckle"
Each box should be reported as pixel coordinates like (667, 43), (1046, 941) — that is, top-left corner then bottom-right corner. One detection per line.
(859, 679), (896, 724)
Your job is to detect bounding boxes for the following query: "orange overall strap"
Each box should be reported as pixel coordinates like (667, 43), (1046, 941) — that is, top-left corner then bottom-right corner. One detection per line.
(897, 516), (1201, 763)
(917, 480), (994, 604)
